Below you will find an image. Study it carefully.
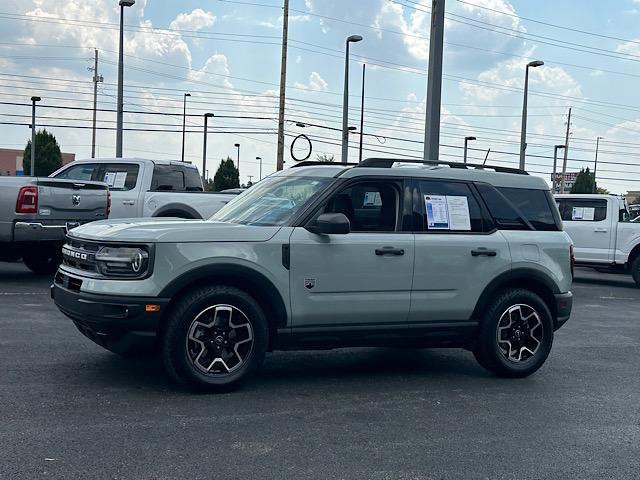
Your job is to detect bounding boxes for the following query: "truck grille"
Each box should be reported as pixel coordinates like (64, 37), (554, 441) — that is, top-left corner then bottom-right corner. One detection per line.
(61, 239), (100, 273)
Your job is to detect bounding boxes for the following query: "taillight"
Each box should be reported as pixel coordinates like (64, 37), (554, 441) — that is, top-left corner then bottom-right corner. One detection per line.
(570, 244), (575, 279)
(15, 186), (38, 214)
(106, 190), (111, 217)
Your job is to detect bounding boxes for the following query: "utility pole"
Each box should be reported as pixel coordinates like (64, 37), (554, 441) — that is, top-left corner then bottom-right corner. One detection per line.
(30, 96), (41, 176)
(593, 136), (603, 193)
(552, 144), (565, 194)
(560, 107), (572, 194)
(359, 64), (366, 163)
(91, 49), (103, 159)
(276, 0), (289, 171)
(423, 0), (445, 161)
(181, 93), (191, 162)
(202, 113), (214, 185)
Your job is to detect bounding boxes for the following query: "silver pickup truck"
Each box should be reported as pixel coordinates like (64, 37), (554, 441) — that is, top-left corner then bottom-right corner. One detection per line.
(0, 176), (109, 273)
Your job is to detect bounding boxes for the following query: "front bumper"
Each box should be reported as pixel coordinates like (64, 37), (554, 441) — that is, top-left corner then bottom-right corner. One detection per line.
(553, 291), (573, 330)
(51, 279), (170, 354)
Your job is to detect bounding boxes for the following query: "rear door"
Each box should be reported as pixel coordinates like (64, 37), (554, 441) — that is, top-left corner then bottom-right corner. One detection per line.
(557, 198), (612, 262)
(96, 162), (143, 218)
(409, 179), (511, 324)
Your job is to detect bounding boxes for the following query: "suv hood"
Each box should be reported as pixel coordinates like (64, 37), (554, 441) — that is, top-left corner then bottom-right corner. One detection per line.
(67, 218), (281, 243)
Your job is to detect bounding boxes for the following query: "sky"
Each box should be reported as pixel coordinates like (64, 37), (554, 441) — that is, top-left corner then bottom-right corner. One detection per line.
(1, 0), (640, 193)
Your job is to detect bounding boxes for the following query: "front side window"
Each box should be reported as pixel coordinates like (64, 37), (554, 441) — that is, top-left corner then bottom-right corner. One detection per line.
(99, 163), (139, 191)
(211, 176), (330, 226)
(557, 199), (607, 222)
(416, 180), (486, 233)
(53, 163), (99, 181)
(321, 181), (400, 232)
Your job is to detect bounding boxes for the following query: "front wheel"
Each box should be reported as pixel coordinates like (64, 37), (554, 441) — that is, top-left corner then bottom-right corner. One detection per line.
(161, 285), (268, 392)
(473, 288), (553, 378)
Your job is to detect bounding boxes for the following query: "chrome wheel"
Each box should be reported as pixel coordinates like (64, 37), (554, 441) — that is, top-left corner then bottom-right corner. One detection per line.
(186, 304), (254, 375)
(496, 304), (543, 363)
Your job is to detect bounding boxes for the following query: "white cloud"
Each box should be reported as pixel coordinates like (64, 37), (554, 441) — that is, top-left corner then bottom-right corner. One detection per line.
(188, 53), (233, 89)
(294, 71), (329, 92)
(169, 9), (216, 32)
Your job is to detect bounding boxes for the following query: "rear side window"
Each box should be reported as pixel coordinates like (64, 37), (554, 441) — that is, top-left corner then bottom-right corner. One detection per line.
(415, 180), (486, 232)
(151, 165), (186, 191)
(99, 163), (139, 191)
(476, 183), (528, 230)
(184, 167), (203, 192)
(557, 199), (607, 222)
(497, 187), (560, 231)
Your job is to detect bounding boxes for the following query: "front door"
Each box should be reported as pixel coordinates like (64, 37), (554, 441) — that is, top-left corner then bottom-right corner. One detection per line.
(289, 179), (414, 329)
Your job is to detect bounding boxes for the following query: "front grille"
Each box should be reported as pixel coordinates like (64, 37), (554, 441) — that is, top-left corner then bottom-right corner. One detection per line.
(55, 271), (83, 292)
(62, 239), (99, 273)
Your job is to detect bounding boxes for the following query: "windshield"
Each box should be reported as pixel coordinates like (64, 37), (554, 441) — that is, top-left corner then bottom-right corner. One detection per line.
(211, 175), (331, 226)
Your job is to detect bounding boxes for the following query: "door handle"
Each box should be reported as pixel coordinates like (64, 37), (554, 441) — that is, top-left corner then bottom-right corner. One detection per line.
(471, 248), (497, 257)
(375, 246), (405, 256)
(122, 200), (135, 205)
(594, 228), (608, 233)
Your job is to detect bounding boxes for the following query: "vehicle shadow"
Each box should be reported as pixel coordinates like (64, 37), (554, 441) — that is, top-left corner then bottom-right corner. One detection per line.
(572, 274), (638, 290)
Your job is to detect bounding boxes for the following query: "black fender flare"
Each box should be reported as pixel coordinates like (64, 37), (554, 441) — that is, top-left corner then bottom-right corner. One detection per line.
(152, 203), (202, 219)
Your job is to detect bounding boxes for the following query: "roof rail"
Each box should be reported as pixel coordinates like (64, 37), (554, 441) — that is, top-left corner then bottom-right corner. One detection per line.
(290, 161), (358, 168)
(356, 158), (529, 175)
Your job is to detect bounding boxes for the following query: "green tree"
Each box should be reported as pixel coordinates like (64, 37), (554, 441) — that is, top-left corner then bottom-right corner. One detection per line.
(22, 129), (63, 176)
(213, 157), (240, 191)
(316, 153), (335, 162)
(570, 167), (596, 194)
(596, 187), (610, 195)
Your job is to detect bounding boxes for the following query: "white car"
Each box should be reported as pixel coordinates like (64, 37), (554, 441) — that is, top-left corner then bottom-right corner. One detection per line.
(556, 194), (640, 286)
(51, 158), (235, 219)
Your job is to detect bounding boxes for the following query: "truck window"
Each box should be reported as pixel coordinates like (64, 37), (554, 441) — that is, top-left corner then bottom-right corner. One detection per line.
(54, 163), (100, 181)
(98, 163), (139, 191)
(151, 165), (187, 191)
(183, 166), (204, 192)
(557, 199), (607, 222)
(417, 180), (486, 233)
(496, 187), (560, 231)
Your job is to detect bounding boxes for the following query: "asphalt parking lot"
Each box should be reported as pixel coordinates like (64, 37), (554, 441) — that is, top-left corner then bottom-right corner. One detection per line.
(0, 263), (638, 480)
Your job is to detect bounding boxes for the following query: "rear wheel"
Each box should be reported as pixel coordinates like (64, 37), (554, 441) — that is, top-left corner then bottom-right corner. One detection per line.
(161, 285), (268, 392)
(473, 288), (553, 378)
(631, 256), (640, 288)
(22, 245), (61, 275)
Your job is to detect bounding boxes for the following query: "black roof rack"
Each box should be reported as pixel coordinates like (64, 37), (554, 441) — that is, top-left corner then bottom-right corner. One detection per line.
(290, 161), (358, 168)
(356, 158), (528, 175)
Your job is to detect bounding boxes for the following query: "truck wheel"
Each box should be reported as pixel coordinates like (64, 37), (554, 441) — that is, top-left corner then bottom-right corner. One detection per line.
(631, 256), (640, 288)
(161, 285), (268, 392)
(473, 288), (554, 378)
(22, 246), (61, 275)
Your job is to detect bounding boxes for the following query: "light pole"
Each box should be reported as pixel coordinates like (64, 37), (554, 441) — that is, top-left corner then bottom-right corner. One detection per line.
(359, 63), (366, 163)
(593, 136), (603, 193)
(256, 156), (263, 180)
(234, 143), (240, 181)
(552, 144), (565, 193)
(341, 34), (363, 164)
(181, 93), (190, 162)
(116, 0), (135, 158)
(30, 96), (41, 176)
(202, 113), (214, 185)
(463, 136), (476, 164)
(519, 59), (544, 170)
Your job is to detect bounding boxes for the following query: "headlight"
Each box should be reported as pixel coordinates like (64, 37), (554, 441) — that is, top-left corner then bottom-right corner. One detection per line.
(95, 246), (150, 278)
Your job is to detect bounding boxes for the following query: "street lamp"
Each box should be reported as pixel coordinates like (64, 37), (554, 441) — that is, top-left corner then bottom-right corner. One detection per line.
(593, 136), (604, 193)
(234, 143), (240, 178)
(463, 136), (476, 164)
(341, 34), (363, 164)
(256, 156), (263, 180)
(181, 93), (191, 162)
(519, 59), (544, 170)
(202, 113), (214, 184)
(116, 0), (135, 158)
(30, 96), (41, 176)
(552, 144), (565, 193)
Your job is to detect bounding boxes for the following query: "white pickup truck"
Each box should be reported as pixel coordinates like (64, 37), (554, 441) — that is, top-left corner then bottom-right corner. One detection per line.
(556, 194), (640, 286)
(51, 158), (236, 219)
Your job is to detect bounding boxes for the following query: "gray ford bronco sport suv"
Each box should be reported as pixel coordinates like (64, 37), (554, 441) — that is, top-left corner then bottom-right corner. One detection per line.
(52, 159), (573, 392)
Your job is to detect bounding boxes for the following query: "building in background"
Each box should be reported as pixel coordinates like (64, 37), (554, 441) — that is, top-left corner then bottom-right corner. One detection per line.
(0, 148), (75, 176)
(550, 172), (578, 193)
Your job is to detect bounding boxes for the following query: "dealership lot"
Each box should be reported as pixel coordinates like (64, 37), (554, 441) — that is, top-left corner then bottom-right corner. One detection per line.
(1, 263), (638, 479)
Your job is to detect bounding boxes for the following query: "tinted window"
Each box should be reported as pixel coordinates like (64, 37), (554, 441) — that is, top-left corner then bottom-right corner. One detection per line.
(184, 167), (203, 192)
(54, 163), (99, 181)
(557, 199), (607, 222)
(416, 180), (486, 232)
(476, 183), (528, 230)
(99, 163), (139, 191)
(497, 187), (560, 231)
(151, 165), (185, 191)
(323, 181), (400, 232)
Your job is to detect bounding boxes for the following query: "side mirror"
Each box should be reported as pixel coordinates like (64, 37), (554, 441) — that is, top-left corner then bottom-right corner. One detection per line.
(307, 213), (350, 235)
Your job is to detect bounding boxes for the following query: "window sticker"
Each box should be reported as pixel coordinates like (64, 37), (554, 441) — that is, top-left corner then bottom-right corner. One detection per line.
(113, 172), (128, 189)
(103, 172), (116, 187)
(582, 207), (595, 221)
(424, 195), (472, 231)
(363, 191), (382, 206)
(572, 207), (584, 220)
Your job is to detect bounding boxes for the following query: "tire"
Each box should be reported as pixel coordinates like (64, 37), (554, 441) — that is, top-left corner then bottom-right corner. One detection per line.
(473, 288), (554, 378)
(631, 256), (640, 288)
(161, 285), (268, 392)
(22, 246), (61, 275)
